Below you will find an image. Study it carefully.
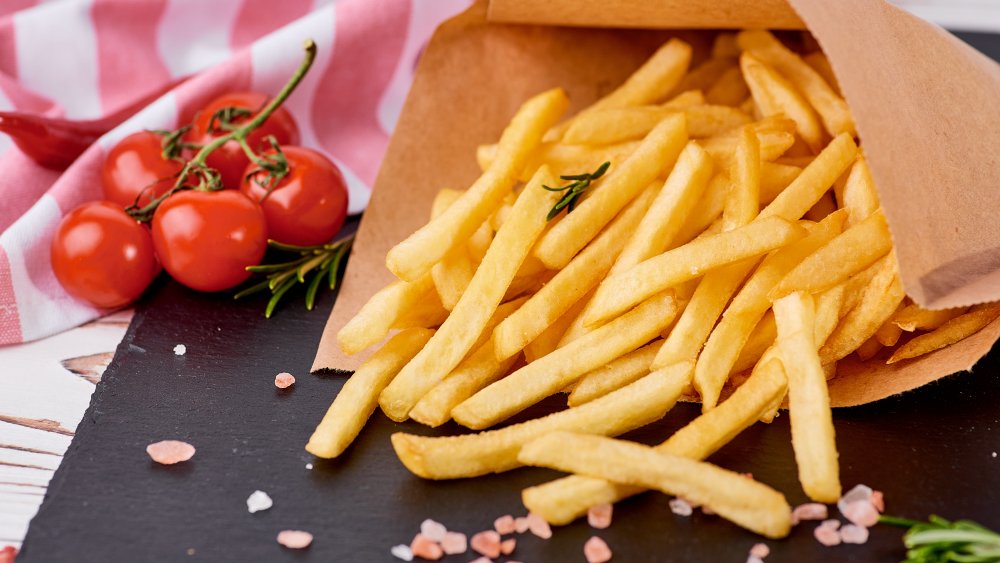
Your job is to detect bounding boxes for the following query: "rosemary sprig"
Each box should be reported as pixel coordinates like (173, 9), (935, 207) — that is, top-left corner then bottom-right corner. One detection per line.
(234, 236), (353, 318)
(881, 515), (1000, 563)
(543, 161), (610, 221)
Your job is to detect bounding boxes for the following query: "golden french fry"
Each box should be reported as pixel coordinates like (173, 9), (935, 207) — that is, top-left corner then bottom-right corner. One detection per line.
(759, 162), (802, 206)
(392, 289), (449, 331)
(738, 31), (855, 137)
(732, 311), (777, 374)
(672, 57), (733, 96)
(535, 115), (688, 269)
(663, 89), (706, 108)
(564, 105), (749, 145)
(856, 335), (884, 362)
(585, 216), (806, 328)
(724, 126), (762, 228)
(771, 209), (892, 300)
(379, 167), (561, 421)
(759, 133), (857, 221)
(454, 291), (678, 429)
(713, 32), (741, 59)
(489, 191), (516, 231)
(671, 173), (731, 247)
(387, 88), (568, 281)
(840, 156), (881, 226)
(493, 186), (657, 361)
(568, 341), (661, 406)
(875, 318), (903, 347)
(775, 155), (816, 167)
(306, 328), (434, 458)
(522, 358), (786, 525)
(391, 362), (692, 479)
(814, 284), (846, 347)
(523, 291), (592, 363)
(820, 254), (905, 364)
(518, 431), (792, 538)
(467, 215), (494, 264)
(893, 303), (967, 332)
(740, 52), (825, 153)
(773, 292), (841, 503)
(478, 141), (642, 181)
(840, 258), (882, 316)
(702, 130), (795, 164)
(887, 304), (1000, 364)
(430, 190), (476, 310)
(338, 273), (437, 355)
(705, 66), (749, 107)
(803, 52), (842, 96)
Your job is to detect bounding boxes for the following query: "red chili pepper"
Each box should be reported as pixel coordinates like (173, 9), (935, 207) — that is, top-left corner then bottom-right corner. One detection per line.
(0, 545), (17, 563)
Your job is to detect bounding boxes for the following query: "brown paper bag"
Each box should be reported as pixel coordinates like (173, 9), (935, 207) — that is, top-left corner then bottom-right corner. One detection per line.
(312, 0), (1000, 407)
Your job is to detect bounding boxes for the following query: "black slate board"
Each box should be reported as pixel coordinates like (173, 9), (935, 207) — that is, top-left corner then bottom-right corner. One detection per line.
(18, 31), (1000, 563)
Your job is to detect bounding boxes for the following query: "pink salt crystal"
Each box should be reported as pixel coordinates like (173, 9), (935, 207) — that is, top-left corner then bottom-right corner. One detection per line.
(501, 538), (516, 555)
(276, 530), (313, 549)
(838, 484), (873, 516)
(494, 514), (516, 535)
(275, 372), (296, 389)
(871, 490), (885, 513)
(749, 543), (770, 558)
(791, 503), (829, 525)
(747, 556), (764, 563)
(840, 524), (870, 544)
(588, 504), (613, 529)
(820, 519), (841, 530)
(470, 530), (502, 558)
(584, 536), (612, 563)
(441, 531), (467, 555)
(669, 498), (693, 517)
(410, 534), (443, 560)
(514, 516), (529, 534)
(146, 440), (195, 464)
(468, 558), (492, 563)
(526, 512), (553, 539)
(842, 500), (880, 527)
(420, 519), (448, 542)
(814, 524), (842, 547)
(390, 544), (413, 561)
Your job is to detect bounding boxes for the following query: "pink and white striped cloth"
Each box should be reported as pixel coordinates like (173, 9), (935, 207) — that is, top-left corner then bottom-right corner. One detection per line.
(0, 0), (470, 345)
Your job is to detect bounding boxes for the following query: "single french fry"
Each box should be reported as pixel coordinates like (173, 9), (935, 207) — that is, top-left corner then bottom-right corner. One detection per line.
(392, 288), (449, 330)
(724, 126), (762, 228)
(306, 328), (434, 458)
(523, 291), (592, 363)
(467, 219), (494, 263)
(803, 52), (842, 96)
(732, 311), (777, 374)
(706, 66), (750, 107)
(840, 258), (882, 316)
(518, 432), (792, 538)
(379, 167), (561, 421)
(430, 190), (476, 310)
(672, 57), (733, 96)
(454, 291), (678, 429)
(887, 304), (1000, 364)
(814, 284), (846, 347)
(534, 115), (688, 269)
(775, 155), (816, 167)
(758, 133), (857, 221)
(703, 130), (795, 164)
(856, 336), (883, 362)
(564, 105), (748, 145)
(712, 32), (741, 59)
(771, 209), (892, 300)
(478, 141), (642, 181)
(663, 89), (706, 108)
(803, 191), (837, 222)
(568, 341), (661, 406)
(391, 362), (692, 479)
(759, 162), (802, 206)
(820, 254), (906, 364)
(774, 292), (841, 503)
(493, 186), (657, 361)
(585, 217), (806, 328)
(610, 142), (714, 275)
(338, 273), (437, 355)
(875, 317), (903, 347)
(738, 31), (855, 137)
(522, 357), (786, 525)
(671, 173), (731, 247)
(489, 191), (517, 231)
(387, 88), (568, 281)
(840, 156), (881, 226)
(740, 52), (825, 153)
(893, 304), (967, 332)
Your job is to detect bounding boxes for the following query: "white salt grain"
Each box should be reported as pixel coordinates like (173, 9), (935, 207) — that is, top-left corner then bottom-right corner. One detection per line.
(837, 484), (873, 516)
(840, 524), (870, 544)
(305, 463), (313, 470)
(669, 498), (694, 517)
(420, 518), (448, 542)
(173, 344), (186, 356)
(246, 490), (273, 513)
(390, 544), (414, 561)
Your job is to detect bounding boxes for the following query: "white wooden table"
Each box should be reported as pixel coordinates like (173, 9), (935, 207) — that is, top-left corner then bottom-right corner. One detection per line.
(0, 0), (996, 553)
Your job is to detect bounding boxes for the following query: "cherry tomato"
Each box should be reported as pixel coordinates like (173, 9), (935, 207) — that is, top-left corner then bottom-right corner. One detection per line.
(102, 130), (184, 207)
(151, 189), (267, 292)
(241, 146), (349, 246)
(51, 201), (160, 308)
(186, 92), (299, 190)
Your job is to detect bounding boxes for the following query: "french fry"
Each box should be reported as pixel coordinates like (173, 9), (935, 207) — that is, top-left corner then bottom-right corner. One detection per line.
(338, 273), (437, 355)
(493, 186), (657, 361)
(522, 357), (787, 525)
(712, 32), (741, 60)
(856, 336), (883, 362)
(887, 304), (1000, 364)
(467, 220), (494, 263)
(477, 141), (642, 181)
(702, 130), (795, 164)
(803, 52), (842, 96)
(737, 30), (855, 137)
(820, 253), (906, 364)
(840, 156), (881, 226)
(732, 311), (777, 374)
(430, 189), (476, 310)
(563, 105), (749, 145)
(306, 328), (434, 458)
(391, 362), (693, 479)
(803, 191), (837, 221)
(740, 52), (825, 153)
(523, 298), (584, 364)
(534, 115), (688, 269)
(663, 89), (706, 108)
(671, 173), (731, 247)
(379, 167), (561, 421)
(759, 162), (802, 206)
(386, 88), (568, 281)
(392, 288), (449, 330)
(773, 292), (841, 503)
(584, 216), (806, 328)
(875, 318), (903, 347)
(814, 284), (846, 347)
(893, 303), (967, 332)
(758, 133), (857, 221)
(770, 209), (892, 299)
(454, 291), (678, 429)
(840, 258), (882, 316)
(609, 142), (714, 274)
(518, 432), (792, 538)
(672, 57), (732, 96)
(705, 66), (750, 107)
(568, 341), (661, 406)
(723, 126), (762, 229)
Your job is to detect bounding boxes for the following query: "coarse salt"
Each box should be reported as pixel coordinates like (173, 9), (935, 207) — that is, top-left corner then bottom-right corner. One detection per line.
(526, 512), (552, 539)
(494, 514), (516, 535)
(410, 534), (443, 560)
(791, 503), (828, 525)
(468, 558), (492, 563)
(842, 500), (880, 527)
(501, 538), (516, 555)
(276, 530), (313, 549)
(274, 372), (296, 389)
(173, 344), (186, 356)
(588, 503), (613, 529)
(441, 531), (467, 555)
(749, 543), (770, 558)
(584, 536), (612, 563)
(420, 518), (448, 542)
(747, 556), (764, 563)
(305, 463), (313, 470)
(814, 523), (841, 547)
(470, 530), (501, 558)
(838, 484), (873, 516)
(514, 516), (529, 534)
(840, 524), (870, 544)
(146, 440), (195, 465)
(669, 497), (694, 517)
(871, 490), (885, 513)
(390, 544), (414, 561)
(246, 490), (273, 513)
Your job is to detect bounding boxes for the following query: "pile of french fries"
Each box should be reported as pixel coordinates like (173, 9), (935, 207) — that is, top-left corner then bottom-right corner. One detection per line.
(306, 30), (1000, 539)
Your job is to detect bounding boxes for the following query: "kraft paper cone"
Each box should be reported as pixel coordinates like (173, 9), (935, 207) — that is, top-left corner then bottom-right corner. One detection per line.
(313, 0), (1000, 406)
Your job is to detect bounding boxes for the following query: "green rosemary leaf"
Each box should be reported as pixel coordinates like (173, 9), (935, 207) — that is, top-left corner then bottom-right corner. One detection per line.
(265, 277), (298, 318)
(304, 267), (327, 311)
(545, 161), (610, 221)
(233, 278), (272, 300)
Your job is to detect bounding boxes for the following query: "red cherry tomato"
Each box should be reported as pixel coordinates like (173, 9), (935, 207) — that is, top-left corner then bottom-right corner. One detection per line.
(151, 189), (267, 292)
(102, 130), (184, 207)
(51, 201), (160, 308)
(240, 146), (349, 246)
(186, 92), (299, 190)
